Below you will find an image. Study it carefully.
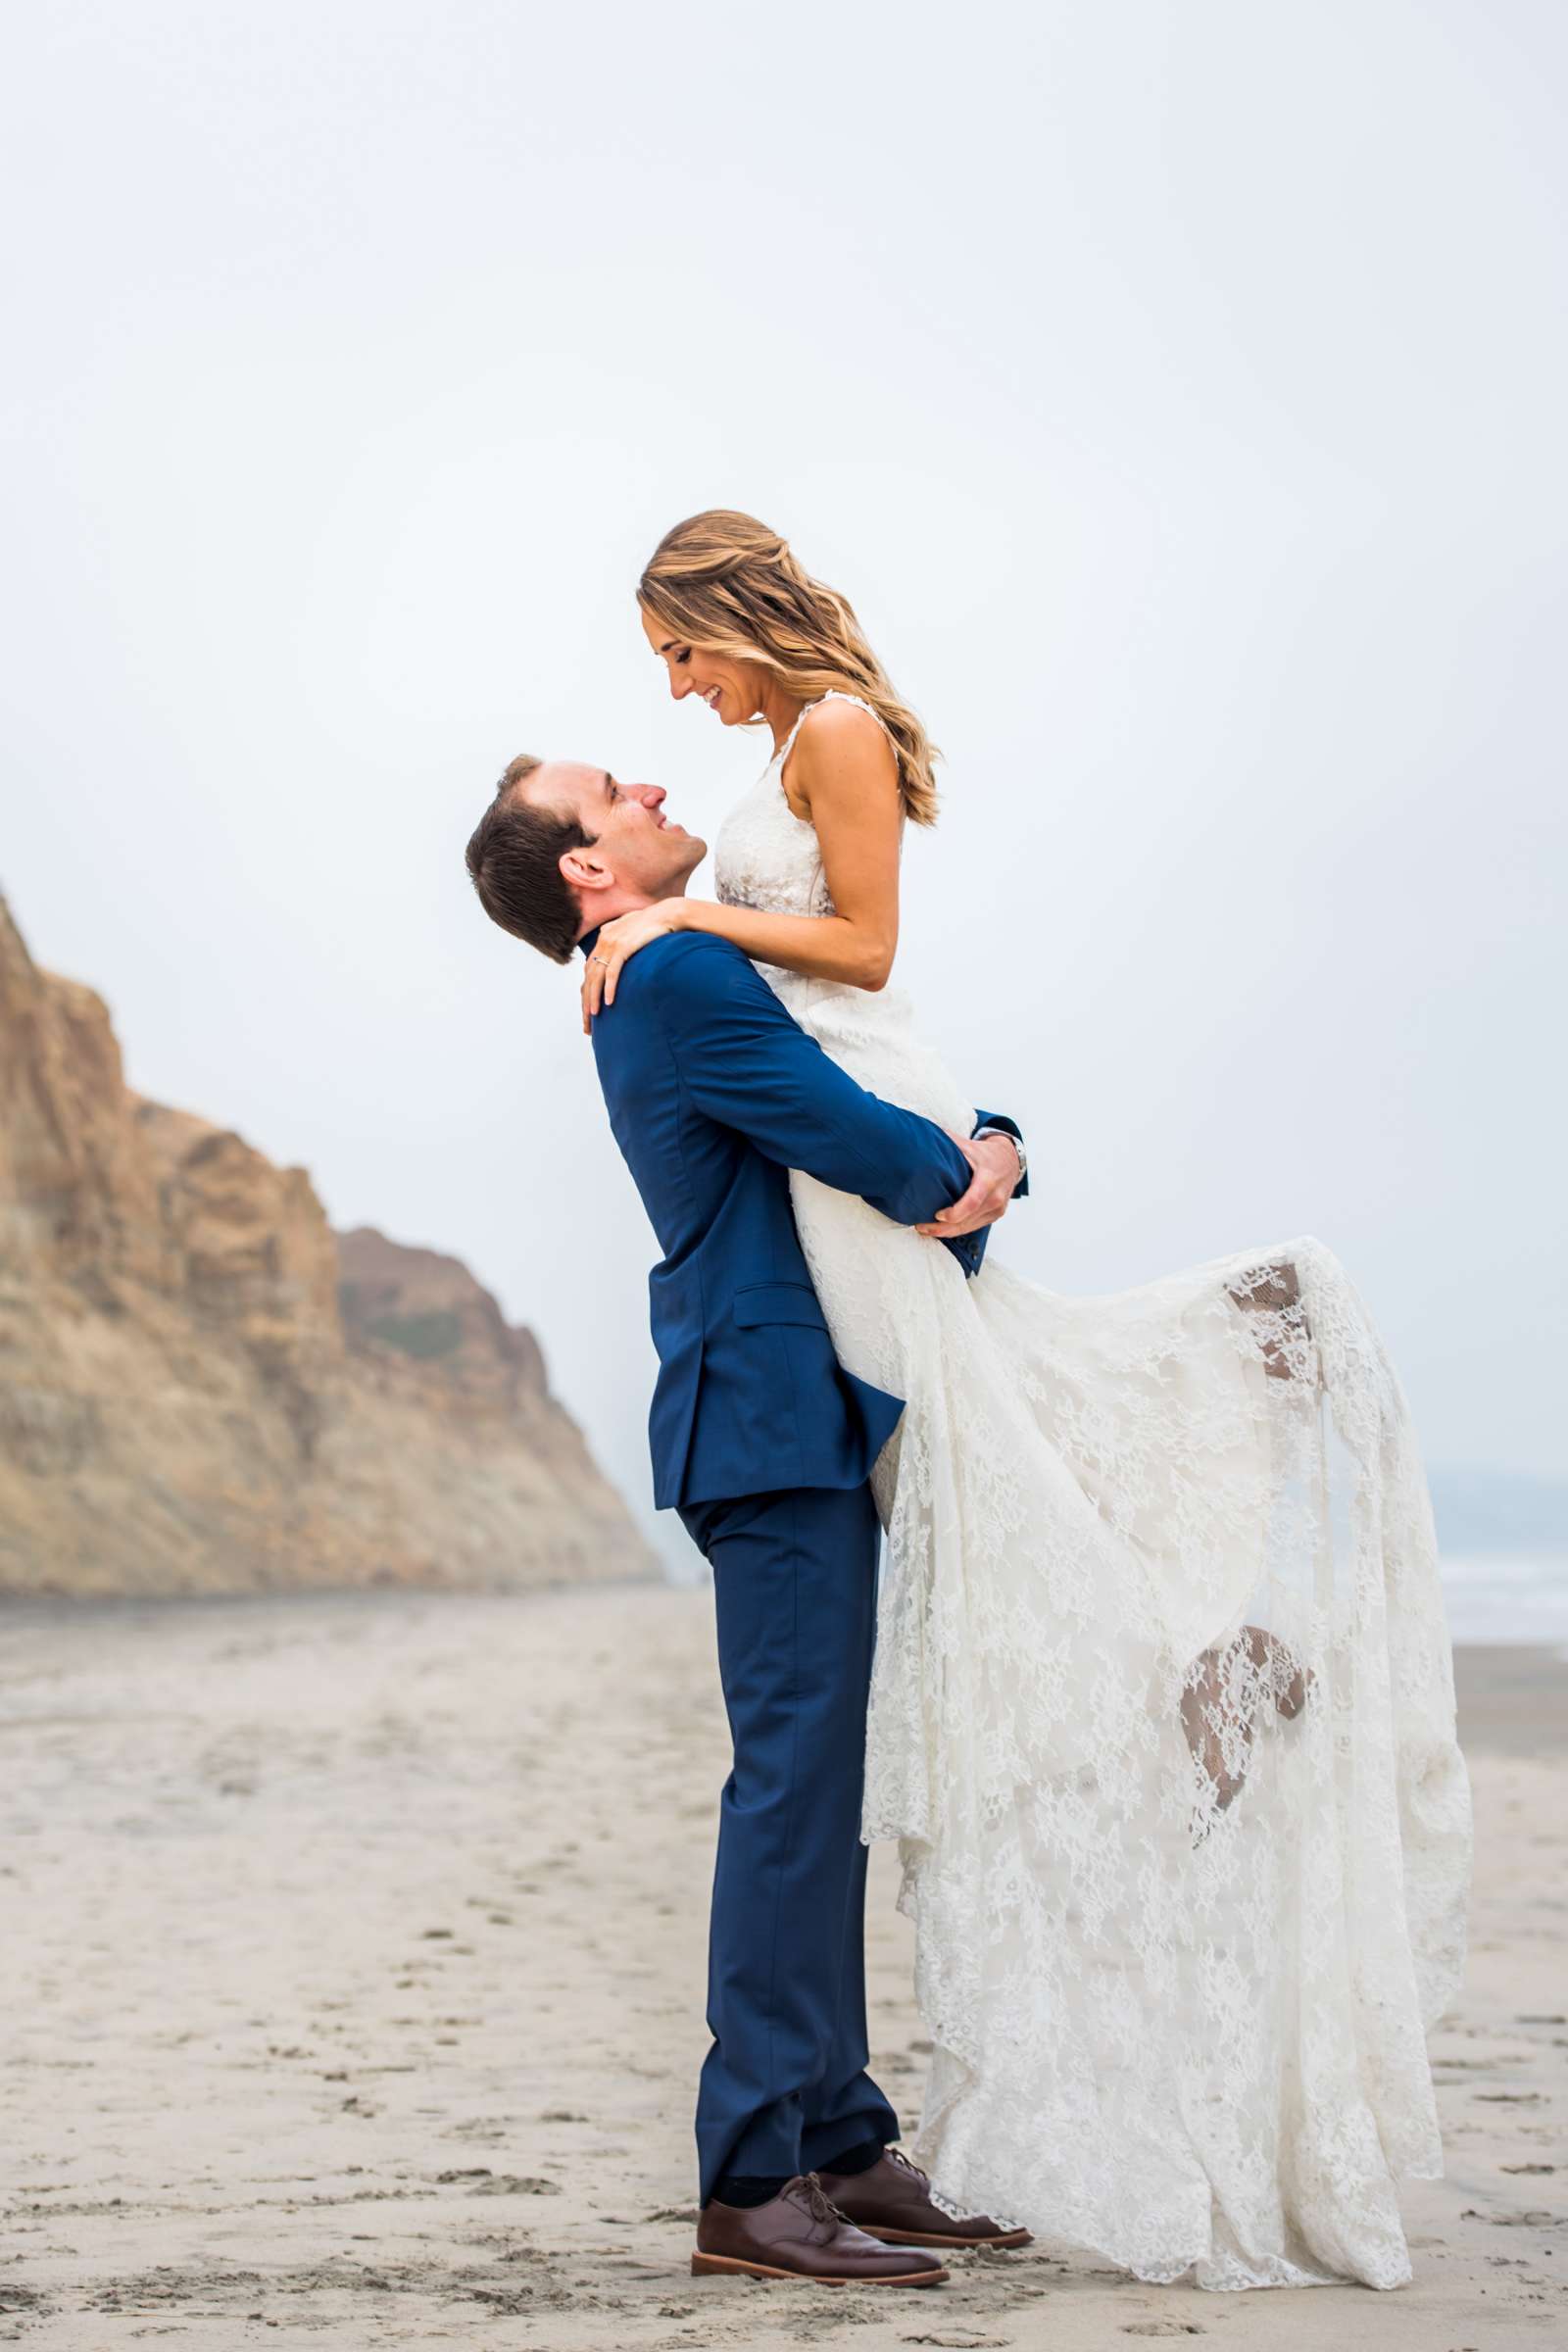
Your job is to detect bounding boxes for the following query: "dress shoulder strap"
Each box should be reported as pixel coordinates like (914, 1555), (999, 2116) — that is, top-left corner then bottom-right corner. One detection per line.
(813, 688), (895, 742)
(779, 690), (896, 761)
(771, 703), (813, 767)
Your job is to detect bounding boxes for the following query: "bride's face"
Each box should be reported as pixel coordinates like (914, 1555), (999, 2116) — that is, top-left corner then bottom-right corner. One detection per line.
(640, 604), (766, 726)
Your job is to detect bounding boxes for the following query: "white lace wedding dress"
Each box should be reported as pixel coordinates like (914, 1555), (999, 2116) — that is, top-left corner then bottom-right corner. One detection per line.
(711, 692), (1472, 2291)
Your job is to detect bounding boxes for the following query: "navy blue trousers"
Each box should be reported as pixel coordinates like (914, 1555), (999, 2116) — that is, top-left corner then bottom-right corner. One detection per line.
(677, 1482), (901, 2205)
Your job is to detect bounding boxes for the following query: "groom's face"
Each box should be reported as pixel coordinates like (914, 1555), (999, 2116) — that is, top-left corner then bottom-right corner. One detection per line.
(520, 760), (705, 904)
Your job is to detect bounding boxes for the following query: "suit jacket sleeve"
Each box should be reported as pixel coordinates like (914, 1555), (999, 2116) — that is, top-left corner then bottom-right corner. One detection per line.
(652, 935), (972, 1228)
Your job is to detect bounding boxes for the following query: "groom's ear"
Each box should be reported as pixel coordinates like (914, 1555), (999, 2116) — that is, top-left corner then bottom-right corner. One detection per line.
(560, 844), (613, 896)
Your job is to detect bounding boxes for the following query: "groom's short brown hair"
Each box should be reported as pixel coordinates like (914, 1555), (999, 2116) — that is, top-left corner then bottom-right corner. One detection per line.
(465, 755), (594, 963)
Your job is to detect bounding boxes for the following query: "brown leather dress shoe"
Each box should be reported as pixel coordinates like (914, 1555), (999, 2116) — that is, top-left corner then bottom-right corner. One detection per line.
(692, 2172), (950, 2284)
(815, 2145), (1033, 2250)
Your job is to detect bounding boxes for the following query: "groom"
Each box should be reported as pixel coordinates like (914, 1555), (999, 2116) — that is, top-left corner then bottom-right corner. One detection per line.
(466, 754), (1029, 2287)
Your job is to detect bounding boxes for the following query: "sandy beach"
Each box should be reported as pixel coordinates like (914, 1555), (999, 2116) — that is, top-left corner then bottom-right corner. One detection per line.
(2, 1582), (1563, 2351)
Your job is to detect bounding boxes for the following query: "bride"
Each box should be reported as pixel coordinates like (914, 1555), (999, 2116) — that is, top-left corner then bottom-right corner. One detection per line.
(587, 509), (1472, 2292)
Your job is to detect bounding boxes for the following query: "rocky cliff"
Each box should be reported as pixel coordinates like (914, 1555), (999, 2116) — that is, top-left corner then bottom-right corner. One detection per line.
(0, 893), (655, 1595)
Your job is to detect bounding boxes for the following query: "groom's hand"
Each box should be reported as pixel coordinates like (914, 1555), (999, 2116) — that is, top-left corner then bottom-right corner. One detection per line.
(915, 1130), (1021, 1240)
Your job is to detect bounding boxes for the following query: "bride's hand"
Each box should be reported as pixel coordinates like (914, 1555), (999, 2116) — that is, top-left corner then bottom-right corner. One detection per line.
(581, 900), (687, 1031)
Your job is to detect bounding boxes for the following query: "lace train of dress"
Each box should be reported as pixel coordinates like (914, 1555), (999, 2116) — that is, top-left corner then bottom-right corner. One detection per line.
(713, 697), (1472, 2290)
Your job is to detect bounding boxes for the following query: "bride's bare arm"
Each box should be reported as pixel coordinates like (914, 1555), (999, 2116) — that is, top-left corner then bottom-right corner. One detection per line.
(581, 701), (903, 1026)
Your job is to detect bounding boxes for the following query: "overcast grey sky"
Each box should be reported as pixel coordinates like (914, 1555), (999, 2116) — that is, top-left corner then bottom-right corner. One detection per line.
(4, 2), (1563, 1574)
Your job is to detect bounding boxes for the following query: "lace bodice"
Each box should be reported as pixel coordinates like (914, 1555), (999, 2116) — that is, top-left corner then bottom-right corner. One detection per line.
(710, 692), (971, 1133)
(713, 691), (897, 932)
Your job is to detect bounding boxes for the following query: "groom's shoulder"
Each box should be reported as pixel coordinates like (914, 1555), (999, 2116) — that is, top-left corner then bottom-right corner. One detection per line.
(615, 928), (757, 1016)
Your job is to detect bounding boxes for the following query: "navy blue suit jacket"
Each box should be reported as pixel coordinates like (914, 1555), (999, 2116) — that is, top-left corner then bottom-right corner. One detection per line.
(584, 926), (1024, 1510)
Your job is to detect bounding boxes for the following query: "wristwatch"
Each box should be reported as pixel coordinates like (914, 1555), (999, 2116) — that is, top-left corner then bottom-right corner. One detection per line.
(975, 1126), (1027, 1188)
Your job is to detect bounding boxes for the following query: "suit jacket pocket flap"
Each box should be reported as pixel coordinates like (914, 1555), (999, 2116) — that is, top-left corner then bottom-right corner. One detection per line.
(731, 1282), (829, 1331)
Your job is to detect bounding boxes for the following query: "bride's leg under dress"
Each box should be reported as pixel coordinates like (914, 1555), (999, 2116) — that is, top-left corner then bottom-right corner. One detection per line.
(786, 1182), (1472, 2292)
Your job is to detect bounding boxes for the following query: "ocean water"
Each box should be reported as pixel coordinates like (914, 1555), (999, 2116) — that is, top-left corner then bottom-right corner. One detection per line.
(1439, 1553), (1568, 1644)
(670, 1551), (1568, 1642)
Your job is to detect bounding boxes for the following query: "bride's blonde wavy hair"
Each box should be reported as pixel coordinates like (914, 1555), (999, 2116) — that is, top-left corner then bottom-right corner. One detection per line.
(638, 510), (940, 826)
